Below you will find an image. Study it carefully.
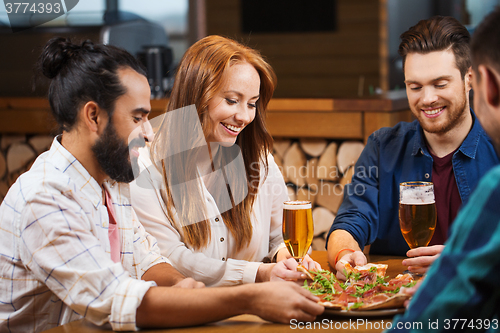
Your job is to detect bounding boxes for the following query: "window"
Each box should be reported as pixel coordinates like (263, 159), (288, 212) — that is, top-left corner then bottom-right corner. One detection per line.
(118, 0), (188, 64)
(0, 0), (188, 64)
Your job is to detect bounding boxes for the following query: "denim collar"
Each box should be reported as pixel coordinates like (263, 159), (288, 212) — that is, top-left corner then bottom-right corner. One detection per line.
(411, 109), (482, 159)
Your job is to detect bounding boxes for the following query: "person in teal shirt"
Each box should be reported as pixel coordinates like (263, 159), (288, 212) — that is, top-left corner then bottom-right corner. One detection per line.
(388, 7), (500, 333)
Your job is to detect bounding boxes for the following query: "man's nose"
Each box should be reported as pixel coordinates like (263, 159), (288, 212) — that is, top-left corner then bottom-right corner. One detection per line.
(141, 120), (154, 142)
(422, 87), (439, 105)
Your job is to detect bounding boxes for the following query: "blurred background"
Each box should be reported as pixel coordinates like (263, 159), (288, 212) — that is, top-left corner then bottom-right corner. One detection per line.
(1, 0), (499, 98)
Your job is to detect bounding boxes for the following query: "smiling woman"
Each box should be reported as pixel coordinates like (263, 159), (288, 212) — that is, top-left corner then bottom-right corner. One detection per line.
(130, 35), (321, 287)
(205, 62), (260, 145)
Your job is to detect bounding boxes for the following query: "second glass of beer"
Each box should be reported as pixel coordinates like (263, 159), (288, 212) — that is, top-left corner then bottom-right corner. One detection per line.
(282, 200), (314, 262)
(399, 181), (437, 249)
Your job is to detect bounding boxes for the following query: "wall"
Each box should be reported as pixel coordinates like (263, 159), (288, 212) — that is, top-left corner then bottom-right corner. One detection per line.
(205, 0), (385, 98)
(0, 27), (102, 97)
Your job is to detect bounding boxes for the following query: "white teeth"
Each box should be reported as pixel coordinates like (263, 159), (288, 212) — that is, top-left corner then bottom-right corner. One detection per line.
(222, 123), (242, 132)
(423, 107), (444, 115)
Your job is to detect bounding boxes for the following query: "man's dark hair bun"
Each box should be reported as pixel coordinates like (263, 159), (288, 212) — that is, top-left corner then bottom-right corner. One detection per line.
(39, 37), (94, 79)
(38, 36), (146, 132)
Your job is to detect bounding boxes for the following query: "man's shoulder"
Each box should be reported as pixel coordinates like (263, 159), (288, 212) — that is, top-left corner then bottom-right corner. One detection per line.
(480, 165), (500, 187)
(465, 165), (500, 212)
(5, 153), (75, 204)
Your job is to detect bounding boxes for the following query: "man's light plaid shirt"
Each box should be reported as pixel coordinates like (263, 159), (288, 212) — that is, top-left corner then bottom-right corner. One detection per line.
(0, 137), (167, 332)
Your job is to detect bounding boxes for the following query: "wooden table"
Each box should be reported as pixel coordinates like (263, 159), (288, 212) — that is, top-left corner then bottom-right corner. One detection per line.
(42, 252), (407, 333)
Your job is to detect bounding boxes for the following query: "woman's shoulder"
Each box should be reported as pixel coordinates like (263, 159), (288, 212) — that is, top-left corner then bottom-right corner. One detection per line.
(133, 146), (164, 191)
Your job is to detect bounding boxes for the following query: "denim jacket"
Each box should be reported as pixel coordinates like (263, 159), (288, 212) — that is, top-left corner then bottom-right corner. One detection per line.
(327, 110), (499, 255)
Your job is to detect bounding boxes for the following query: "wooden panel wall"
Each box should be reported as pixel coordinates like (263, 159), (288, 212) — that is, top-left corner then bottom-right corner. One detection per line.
(0, 28), (101, 97)
(205, 0), (384, 98)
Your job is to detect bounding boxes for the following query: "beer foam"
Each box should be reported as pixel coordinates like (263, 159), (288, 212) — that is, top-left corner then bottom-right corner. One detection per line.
(283, 200), (312, 210)
(400, 188), (435, 204)
(400, 199), (435, 205)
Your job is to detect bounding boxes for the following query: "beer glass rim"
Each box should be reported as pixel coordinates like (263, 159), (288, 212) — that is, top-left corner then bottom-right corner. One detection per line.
(283, 200), (312, 210)
(400, 181), (433, 187)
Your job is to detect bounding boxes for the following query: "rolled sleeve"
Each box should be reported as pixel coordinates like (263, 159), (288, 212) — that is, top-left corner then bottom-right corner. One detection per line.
(110, 279), (156, 331)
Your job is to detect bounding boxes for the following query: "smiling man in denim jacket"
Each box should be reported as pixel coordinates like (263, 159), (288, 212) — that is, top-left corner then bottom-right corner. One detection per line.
(327, 16), (499, 279)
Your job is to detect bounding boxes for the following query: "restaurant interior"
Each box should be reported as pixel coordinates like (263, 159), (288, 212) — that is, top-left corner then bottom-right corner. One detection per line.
(1, 0), (499, 332)
(1, 0), (496, 252)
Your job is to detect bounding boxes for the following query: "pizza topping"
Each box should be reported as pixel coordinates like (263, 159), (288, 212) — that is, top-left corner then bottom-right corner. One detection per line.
(342, 262), (388, 285)
(302, 263), (416, 311)
(350, 302), (365, 310)
(304, 269), (343, 296)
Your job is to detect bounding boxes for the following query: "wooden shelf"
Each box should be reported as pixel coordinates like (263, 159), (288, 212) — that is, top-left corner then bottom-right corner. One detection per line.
(0, 93), (412, 142)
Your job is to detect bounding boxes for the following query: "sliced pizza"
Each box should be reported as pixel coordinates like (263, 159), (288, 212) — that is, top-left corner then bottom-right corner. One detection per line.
(303, 264), (415, 311)
(352, 293), (409, 311)
(296, 264), (315, 280)
(340, 261), (388, 285)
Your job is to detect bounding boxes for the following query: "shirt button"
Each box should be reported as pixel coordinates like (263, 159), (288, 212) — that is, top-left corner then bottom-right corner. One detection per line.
(425, 173), (430, 179)
(222, 257), (226, 261)
(215, 217), (219, 222)
(220, 237), (224, 242)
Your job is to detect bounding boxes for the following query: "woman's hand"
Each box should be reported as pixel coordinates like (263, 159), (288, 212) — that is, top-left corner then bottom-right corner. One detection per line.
(275, 247), (320, 270)
(267, 256), (321, 282)
(256, 259), (306, 282)
(269, 258), (306, 282)
(300, 254), (322, 271)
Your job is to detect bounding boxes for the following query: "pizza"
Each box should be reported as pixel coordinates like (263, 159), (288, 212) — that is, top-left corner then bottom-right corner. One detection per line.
(301, 262), (416, 311)
(342, 261), (388, 285)
(297, 264), (315, 280)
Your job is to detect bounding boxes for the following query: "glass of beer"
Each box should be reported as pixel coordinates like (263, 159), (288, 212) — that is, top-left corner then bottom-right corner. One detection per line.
(399, 181), (437, 249)
(282, 200), (314, 262)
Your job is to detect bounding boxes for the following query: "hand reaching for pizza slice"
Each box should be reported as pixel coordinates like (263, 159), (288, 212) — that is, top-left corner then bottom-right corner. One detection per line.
(335, 251), (367, 281)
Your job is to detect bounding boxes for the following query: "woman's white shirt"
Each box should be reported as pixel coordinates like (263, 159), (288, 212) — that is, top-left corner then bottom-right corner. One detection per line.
(130, 147), (288, 287)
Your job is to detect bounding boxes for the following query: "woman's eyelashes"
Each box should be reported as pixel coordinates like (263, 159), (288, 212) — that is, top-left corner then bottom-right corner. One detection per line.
(225, 98), (257, 109)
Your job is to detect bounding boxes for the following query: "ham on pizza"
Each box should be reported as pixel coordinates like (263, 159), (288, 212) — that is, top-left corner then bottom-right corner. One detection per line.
(301, 263), (416, 311)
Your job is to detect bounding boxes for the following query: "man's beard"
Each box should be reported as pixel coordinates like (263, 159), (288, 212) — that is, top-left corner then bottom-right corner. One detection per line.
(418, 89), (468, 134)
(92, 121), (143, 183)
